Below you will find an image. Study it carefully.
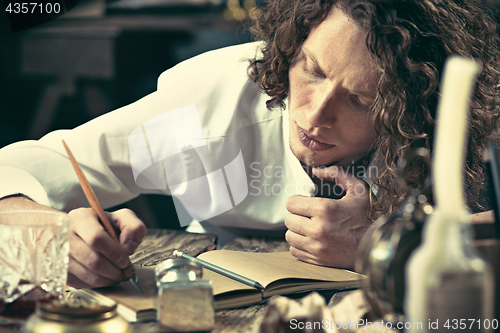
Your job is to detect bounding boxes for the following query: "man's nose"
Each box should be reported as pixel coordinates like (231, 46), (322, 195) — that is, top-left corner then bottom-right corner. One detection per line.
(306, 86), (339, 128)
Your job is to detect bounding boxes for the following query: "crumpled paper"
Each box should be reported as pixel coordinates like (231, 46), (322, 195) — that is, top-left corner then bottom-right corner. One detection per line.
(257, 291), (396, 333)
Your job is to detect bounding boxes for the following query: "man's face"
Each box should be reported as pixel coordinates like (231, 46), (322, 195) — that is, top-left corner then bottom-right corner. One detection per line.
(288, 6), (379, 167)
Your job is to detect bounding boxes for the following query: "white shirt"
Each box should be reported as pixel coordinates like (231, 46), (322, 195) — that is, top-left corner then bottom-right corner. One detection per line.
(0, 42), (318, 242)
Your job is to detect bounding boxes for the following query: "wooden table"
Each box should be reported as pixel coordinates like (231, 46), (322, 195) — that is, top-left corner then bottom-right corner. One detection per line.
(128, 229), (356, 333)
(111, 225), (500, 333)
(4, 226), (496, 332)
(0, 228), (374, 333)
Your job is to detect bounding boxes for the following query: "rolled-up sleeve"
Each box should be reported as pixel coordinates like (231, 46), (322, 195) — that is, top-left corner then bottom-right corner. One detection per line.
(0, 166), (51, 206)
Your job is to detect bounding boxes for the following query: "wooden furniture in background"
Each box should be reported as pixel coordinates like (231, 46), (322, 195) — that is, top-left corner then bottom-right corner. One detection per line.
(21, 16), (194, 139)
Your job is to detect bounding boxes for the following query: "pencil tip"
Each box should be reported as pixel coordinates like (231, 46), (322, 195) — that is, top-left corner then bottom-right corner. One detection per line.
(131, 274), (144, 295)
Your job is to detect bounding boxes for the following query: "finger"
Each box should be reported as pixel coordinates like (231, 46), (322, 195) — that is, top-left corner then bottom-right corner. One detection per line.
(285, 229), (308, 252)
(286, 195), (338, 219)
(285, 223), (333, 252)
(289, 246), (323, 266)
(285, 231), (324, 266)
(312, 165), (368, 196)
(67, 254), (119, 288)
(286, 231), (354, 268)
(75, 221), (131, 269)
(285, 195), (311, 217)
(284, 213), (311, 236)
(67, 272), (89, 289)
(109, 209), (147, 255)
(69, 228), (126, 282)
(69, 208), (131, 270)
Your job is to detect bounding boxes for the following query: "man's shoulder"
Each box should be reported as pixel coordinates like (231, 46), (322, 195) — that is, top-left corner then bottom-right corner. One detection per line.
(157, 41), (264, 90)
(187, 41), (264, 64)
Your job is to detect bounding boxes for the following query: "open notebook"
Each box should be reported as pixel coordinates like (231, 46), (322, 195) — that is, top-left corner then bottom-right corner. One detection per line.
(70, 250), (365, 322)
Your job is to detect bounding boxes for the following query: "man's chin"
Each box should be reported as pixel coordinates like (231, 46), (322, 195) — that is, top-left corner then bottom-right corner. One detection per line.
(291, 146), (367, 169)
(303, 159), (340, 168)
(291, 149), (338, 168)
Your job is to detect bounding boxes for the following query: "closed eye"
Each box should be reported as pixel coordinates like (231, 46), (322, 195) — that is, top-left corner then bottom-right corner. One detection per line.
(305, 66), (324, 78)
(303, 62), (326, 82)
(348, 94), (371, 111)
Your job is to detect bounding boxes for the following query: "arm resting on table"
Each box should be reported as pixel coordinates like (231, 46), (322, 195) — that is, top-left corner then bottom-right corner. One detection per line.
(470, 210), (494, 224)
(0, 194), (56, 211)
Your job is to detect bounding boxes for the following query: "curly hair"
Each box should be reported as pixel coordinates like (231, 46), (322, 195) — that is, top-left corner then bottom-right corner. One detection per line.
(248, 0), (500, 220)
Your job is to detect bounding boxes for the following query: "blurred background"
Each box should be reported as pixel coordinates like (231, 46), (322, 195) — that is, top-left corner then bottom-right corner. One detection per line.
(0, 0), (498, 229)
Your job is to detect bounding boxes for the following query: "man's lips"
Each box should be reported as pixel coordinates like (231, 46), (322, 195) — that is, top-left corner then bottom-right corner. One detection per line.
(297, 126), (334, 151)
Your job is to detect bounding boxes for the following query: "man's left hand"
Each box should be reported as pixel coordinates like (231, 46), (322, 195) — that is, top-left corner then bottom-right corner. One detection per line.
(285, 165), (372, 269)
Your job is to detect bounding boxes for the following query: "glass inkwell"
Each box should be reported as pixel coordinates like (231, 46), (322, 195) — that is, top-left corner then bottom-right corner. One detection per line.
(155, 257), (214, 332)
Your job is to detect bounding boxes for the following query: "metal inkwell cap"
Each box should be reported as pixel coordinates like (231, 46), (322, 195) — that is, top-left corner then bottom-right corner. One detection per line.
(155, 258), (203, 283)
(23, 299), (131, 333)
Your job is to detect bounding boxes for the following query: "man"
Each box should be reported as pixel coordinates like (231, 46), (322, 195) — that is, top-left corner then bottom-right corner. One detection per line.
(0, 0), (498, 289)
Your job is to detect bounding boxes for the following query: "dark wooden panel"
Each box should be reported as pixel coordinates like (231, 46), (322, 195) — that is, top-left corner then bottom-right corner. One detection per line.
(22, 35), (115, 78)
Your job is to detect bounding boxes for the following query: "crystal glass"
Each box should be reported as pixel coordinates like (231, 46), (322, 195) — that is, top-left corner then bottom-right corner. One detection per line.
(0, 210), (70, 318)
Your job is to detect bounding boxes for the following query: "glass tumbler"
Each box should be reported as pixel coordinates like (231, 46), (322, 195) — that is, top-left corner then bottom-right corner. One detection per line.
(0, 210), (70, 319)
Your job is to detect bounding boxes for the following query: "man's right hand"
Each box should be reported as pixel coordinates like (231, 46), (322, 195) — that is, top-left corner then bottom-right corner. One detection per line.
(67, 207), (146, 288)
(0, 195), (147, 289)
